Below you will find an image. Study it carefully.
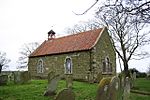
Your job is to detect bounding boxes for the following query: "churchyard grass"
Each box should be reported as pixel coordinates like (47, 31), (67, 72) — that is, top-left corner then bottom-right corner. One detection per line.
(130, 93), (150, 100)
(132, 78), (150, 92)
(0, 78), (150, 100)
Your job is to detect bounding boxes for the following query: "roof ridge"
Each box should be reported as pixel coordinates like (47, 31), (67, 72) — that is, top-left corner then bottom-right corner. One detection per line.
(29, 28), (104, 57)
(90, 27), (106, 49)
(47, 28), (102, 41)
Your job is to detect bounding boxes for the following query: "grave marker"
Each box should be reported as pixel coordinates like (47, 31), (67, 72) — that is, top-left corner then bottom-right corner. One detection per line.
(96, 77), (111, 100)
(55, 88), (75, 100)
(44, 72), (61, 96)
(108, 76), (122, 100)
(123, 77), (130, 100)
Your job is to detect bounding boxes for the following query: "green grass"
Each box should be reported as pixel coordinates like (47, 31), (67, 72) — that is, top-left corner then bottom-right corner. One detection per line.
(0, 78), (150, 100)
(130, 93), (150, 100)
(0, 80), (50, 100)
(133, 78), (150, 92)
(0, 80), (97, 100)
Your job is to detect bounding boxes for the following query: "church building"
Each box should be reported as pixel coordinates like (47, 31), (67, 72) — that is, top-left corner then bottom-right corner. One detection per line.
(28, 27), (116, 82)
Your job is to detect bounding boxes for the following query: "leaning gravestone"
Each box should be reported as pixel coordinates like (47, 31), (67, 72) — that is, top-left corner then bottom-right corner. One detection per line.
(108, 76), (122, 100)
(44, 72), (61, 96)
(55, 88), (75, 100)
(96, 77), (111, 100)
(48, 71), (55, 83)
(123, 77), (130, 100)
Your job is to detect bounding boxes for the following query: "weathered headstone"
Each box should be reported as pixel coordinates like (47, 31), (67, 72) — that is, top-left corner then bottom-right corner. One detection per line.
(131, 72), (136, 88)
(55, 88), (75, 100)
(8, 72), (15, 82)
(133, 72), (136, 80)
(14, 71), (30, 84)
(108, 76), (122, 100)
(0, 75), (8, 85)
(48, 71), (55, 83)
(21, 71), (30, 83)
(65, 74), (73, 88)
(44, 73), (61, 96)
(96, 77), (111, 100)
(14, 71), (21, 84)
(123, 77), (130, 100)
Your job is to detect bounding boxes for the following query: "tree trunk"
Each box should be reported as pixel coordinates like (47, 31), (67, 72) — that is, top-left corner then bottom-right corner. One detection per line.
(0, 65), (2, 74)
(123, 61), (130, 77)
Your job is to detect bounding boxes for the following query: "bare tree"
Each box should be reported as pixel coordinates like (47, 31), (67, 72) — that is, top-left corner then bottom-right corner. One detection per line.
(96, 0), (150, 76)
(65, 19), (102, 34)
(0, 51), (11, 73)
(117, 0), (150, 23)
(17, 42), (40, 69)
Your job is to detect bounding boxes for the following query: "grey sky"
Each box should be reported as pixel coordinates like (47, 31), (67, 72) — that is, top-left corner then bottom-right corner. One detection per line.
(0, 0), (149, 72)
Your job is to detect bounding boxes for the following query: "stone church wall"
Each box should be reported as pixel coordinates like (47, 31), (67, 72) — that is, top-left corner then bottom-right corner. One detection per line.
(28, 51), (91, 81)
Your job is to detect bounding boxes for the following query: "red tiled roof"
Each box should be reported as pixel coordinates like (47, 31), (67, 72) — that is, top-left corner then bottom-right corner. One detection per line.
(29, 28), (105, 57)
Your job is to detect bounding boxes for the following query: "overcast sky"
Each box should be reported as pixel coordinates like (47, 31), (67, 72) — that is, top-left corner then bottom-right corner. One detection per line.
(0, 0), (149, 72)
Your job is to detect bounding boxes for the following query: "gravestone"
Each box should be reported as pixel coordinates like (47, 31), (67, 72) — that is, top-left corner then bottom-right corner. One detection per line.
(96, 77), (111, 100)
(65, 74), (73, 88)
(14, 71), (30, 84)
(48, 71), (55, 83)
(8, 72), (15, 82)
(108, 76), (122, 100)
(131, 72), (136, 88)
(20, 71), (30, 83)
(123, 77), (130, 100)
(133, 72), (136, 80)
(14, 71), (21, 84)
(44, 73), (61, 96)
(0, 75), (8, 85)
(55, 88), (75, 100)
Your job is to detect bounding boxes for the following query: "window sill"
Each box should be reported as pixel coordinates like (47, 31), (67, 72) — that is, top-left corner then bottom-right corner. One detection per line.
(65, 73), (73, 75)
(102, 72), (113, 75)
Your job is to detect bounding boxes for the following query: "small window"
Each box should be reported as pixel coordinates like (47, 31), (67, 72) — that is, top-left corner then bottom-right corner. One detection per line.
(102, 57), (112, 74)
(102, 60), (106, 72)
(37, 59), (44, 73)
(64, 57), (72, 74)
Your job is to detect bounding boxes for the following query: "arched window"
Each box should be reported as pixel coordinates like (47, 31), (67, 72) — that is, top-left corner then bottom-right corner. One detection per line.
(102, 57), (112, 73)
(105, 57), (109, 72)
(64, 57), (72, 74)
(37, 59), (44, 73)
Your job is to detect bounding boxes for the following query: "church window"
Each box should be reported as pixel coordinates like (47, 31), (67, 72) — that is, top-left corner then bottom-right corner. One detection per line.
(37, 59), (44, 73)
(64, 57), (72, 74)
(102, 57), (112, 74)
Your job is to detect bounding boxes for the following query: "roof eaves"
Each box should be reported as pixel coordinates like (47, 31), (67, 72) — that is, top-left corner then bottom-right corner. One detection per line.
(29, 49), (91, 58)
(90, 27), (106, 49)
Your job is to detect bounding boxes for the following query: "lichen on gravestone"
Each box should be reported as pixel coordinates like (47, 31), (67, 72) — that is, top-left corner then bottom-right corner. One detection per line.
(108, 76), (122, 100)
(96, 77), (111, 100)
